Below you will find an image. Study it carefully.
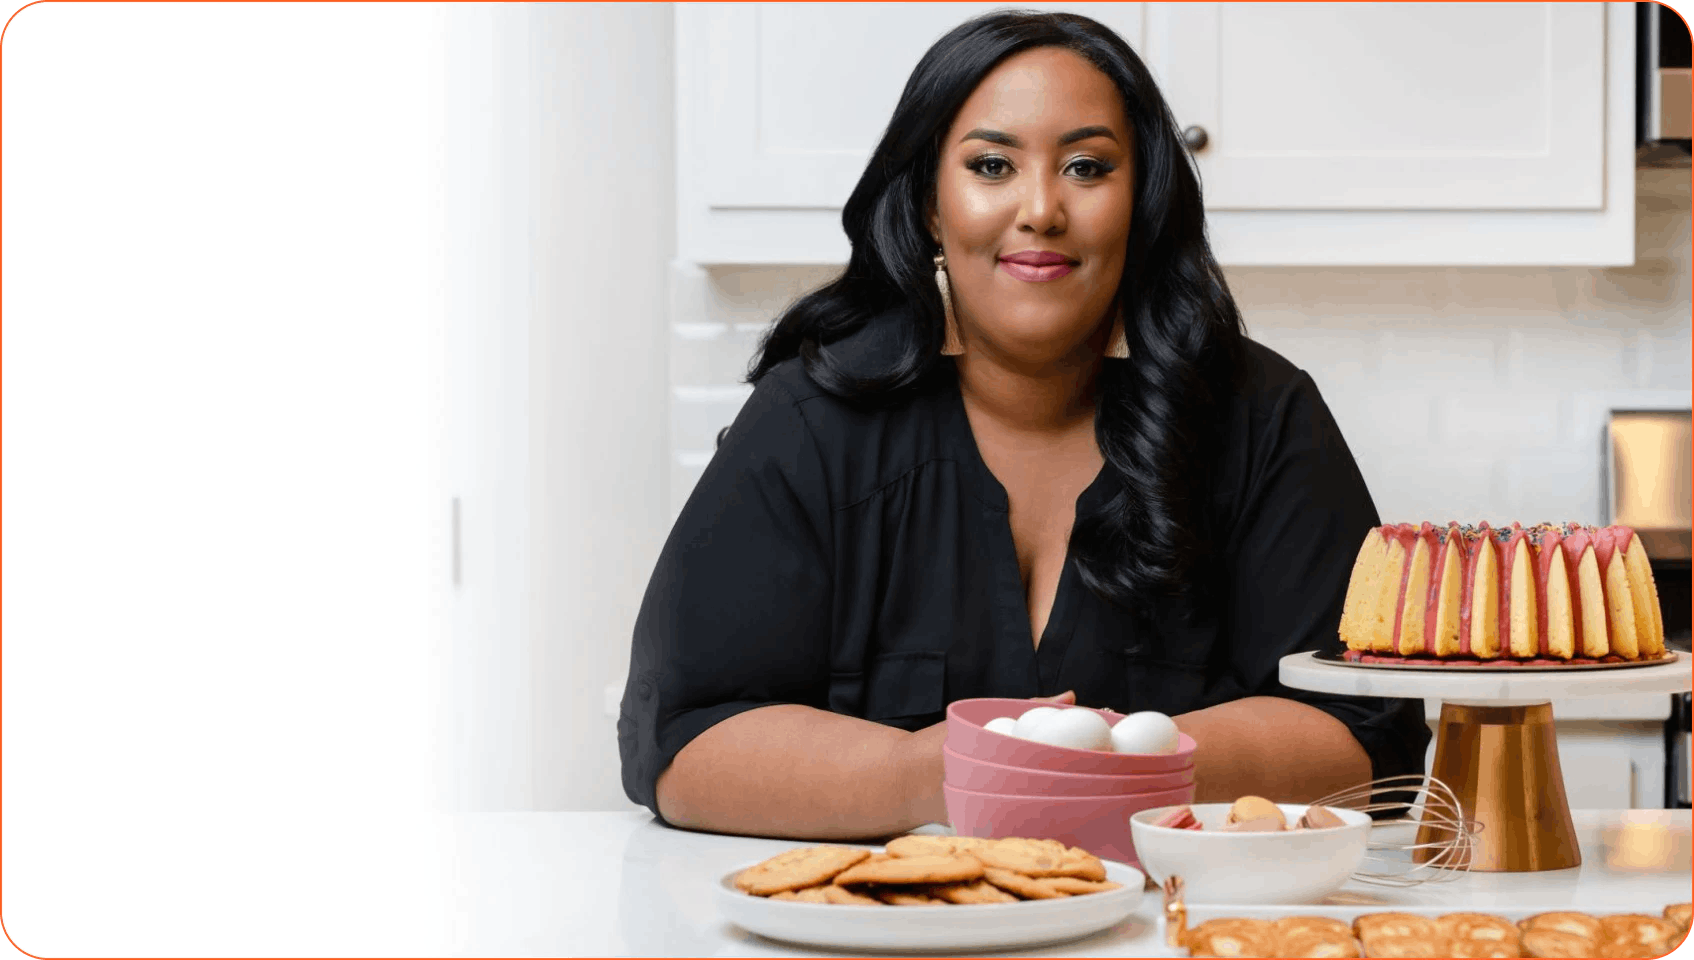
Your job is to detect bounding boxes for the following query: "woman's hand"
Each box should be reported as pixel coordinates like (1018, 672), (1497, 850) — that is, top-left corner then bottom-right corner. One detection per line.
(894, 690), (1076, 827)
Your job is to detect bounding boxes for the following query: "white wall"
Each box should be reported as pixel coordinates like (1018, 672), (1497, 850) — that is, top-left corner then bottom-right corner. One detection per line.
(669, 163), (1692, 525)
(444, 4), (672, 812)
(4, 3), (450, 952)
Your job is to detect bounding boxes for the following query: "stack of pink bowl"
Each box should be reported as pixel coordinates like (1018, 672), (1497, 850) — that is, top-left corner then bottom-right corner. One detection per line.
(943, 697), (1197, 867)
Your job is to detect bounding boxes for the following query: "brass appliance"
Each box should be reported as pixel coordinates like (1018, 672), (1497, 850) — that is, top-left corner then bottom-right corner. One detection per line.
(1605, 409), (1691, 809)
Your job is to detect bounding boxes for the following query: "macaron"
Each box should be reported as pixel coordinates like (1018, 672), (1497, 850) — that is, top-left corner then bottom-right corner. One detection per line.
(1225, 795), (1286, 829)
(1297, 805), (1346, 830)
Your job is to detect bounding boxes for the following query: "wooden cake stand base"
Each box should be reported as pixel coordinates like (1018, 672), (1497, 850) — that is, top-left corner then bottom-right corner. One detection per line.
(1280, 651), (1690, 873)
(1420, 701), (1578, 872)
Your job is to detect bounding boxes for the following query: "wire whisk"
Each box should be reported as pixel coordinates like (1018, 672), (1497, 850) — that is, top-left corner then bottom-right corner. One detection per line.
(1310, 774), (1479, 886)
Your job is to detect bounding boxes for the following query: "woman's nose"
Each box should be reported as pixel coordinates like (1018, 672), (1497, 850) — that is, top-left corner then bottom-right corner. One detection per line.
(1017, 173), (1066, 235)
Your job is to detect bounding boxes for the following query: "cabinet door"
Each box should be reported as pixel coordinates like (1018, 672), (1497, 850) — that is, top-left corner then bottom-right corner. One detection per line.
(1148, 3), (1605, 210)
(687, 2), (1145, 211)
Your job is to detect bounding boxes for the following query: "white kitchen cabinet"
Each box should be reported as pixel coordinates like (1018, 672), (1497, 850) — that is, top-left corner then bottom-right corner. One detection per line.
(677, 2), (1634, 266)
(1148, 4), (1603, 211)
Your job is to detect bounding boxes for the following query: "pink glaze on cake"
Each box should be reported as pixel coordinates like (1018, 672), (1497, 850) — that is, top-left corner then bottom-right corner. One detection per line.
(1561, 525), (1595, 650)
(1496, 523), (1524, 655)
(1386, 523), (1418, 653)
(1532, 524), (1564, 657)
(1419, 522), (1451, 655)
(1457, 522), (1492, 656)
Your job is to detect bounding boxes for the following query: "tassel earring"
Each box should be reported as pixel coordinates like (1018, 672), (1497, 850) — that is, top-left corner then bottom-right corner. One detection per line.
(936, 253), (965, 356)
(1105, 305), (1130, 359)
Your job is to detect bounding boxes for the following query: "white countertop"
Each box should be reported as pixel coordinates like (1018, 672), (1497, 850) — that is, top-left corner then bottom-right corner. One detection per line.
(443, 810), (1693, 957)
(12, 808), (1681, 956)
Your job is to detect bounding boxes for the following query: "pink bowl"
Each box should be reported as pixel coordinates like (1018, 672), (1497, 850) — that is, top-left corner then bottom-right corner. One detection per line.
(944, 781), (1197, 866)
(942, 745), (1193, 797)
(946, 698), (1196, 775)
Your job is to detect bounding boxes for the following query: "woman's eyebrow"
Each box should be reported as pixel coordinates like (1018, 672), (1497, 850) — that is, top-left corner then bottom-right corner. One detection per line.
(1057, 125), (1117, 146)
(960, 125), (1119, 148)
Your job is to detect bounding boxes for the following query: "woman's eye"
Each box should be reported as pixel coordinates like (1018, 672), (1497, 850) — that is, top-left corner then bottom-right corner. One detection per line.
(1067, 157), (1115, 180)
(967, 155), (1012, 179)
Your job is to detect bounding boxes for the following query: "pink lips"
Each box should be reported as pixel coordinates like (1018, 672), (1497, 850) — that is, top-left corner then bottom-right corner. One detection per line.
(998, 251), (1076, 282)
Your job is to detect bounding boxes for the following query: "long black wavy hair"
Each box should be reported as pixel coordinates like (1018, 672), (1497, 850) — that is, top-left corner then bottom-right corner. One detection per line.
(748, 10), (1246, 613)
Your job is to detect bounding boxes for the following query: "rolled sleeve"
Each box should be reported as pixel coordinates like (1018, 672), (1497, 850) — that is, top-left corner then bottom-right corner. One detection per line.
(618, 377), (835, 816)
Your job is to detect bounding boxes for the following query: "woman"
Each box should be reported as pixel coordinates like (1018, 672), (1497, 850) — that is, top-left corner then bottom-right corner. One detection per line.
(618, 10), (1428, 839)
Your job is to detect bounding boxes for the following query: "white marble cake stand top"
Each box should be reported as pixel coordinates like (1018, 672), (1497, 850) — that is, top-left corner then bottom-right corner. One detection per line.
(1279, 650), (1691, 703)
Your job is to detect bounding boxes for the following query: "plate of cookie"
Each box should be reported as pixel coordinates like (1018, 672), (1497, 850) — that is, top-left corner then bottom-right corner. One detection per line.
(717, 835), (1146, 952)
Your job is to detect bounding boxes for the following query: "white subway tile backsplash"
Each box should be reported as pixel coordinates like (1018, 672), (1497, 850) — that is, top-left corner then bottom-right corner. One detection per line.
(1324, 389), (1437, 449)
(669, 260), (713, 325)
(1245, 326), (1380, 381)
(1503, 450), (1605, 526)
(1640, 328), (1693, 391)
(1502, 324), (1630, 387)
(1357, 451), (1507, 523)
(1434, 390), (1566, 449)
(671, 460), (708, 518)
(706, 264), (841, 323)
(671, 385), (752, 451)
(673, 322), (730, 341)
(674, 384), (754, 403)
(671, 324), (764, 385)
(1226, 268), (1456, 316)
(1592, 261), (1687, 320)
(1378, 328), (1501, 383)
(1444, 269), (1569, 316)
(676, 450), (713, 468)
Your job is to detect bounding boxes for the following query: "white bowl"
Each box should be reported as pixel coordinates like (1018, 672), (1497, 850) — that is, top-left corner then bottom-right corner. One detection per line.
(1129, 802), (1370, 905)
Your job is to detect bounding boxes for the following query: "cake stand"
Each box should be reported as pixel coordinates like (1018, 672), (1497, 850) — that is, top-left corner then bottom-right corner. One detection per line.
(1280, 651), (1691, 873)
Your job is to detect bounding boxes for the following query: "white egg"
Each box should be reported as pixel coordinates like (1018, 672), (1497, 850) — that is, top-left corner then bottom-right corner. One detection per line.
(1110, 711), (1180, 755)
(984, 716), (1018, 736)
(1011, 706), (1062, 739)
(1020, 707), (1113, 752)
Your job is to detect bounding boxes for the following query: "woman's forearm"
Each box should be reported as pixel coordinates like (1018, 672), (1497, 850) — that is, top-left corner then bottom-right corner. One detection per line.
(655, 704), (948, 840)
(1175, 697), (1371, 804)
(654, 692), (1076, 839)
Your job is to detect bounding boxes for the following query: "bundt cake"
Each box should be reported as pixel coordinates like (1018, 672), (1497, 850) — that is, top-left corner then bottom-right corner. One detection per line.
(1339, 522), (1667, 662)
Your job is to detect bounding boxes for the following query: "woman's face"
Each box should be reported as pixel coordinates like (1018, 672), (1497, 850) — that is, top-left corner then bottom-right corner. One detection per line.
(932, 47), (1134, 365)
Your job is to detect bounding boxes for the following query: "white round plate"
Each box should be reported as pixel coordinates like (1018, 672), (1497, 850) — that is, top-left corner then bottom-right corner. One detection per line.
(715, 859), (1145, 952)
(1281, 650), (1692, 702)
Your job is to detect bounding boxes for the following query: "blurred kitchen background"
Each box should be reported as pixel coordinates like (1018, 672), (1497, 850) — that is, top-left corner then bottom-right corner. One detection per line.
(439, 3), (1693, 817)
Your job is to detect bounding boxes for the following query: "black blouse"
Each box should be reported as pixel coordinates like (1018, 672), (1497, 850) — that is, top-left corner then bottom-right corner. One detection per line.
(618, 330), (1429, 816)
